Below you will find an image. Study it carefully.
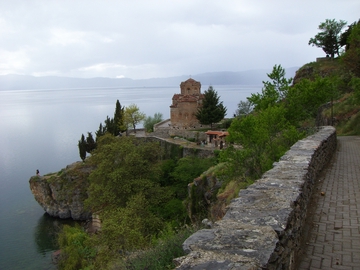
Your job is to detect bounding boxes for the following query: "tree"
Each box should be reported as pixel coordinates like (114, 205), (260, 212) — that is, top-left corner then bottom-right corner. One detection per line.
(57, 224), (95, 270)
(340, 20), (359, 51)
(342, 20), (360, 77)
(170, 156), (216, 199)
(85, 134), (164, 212)
(95, 123), (106, 141)
(101, 193), (163, 251)
(113, 99), (125, 135)
(85, 132), (96, 153)
(123, 104), (146, 133)
(224, 105), (303, 178)
(143, 112), (163, 132)
(78, 134), (87, 161)
(247, 64), (292, 111)
(308, 19), (347, 58)
(286, 76), (340, 123)
(234, 100), (253, 118)
(101, 100), (125, 136)
(195, 86), (227, 129)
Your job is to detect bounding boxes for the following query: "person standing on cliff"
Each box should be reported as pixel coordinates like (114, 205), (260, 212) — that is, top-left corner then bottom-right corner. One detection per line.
(36, 169), (40, 176)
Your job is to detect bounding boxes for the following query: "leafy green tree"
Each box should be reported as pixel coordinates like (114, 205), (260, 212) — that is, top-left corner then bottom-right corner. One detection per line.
(100, 193), (163, 252)
(308, 19), (347, 58)
(248, 64), (292, 111)
(143, 112), (163, 132)
(234, 100), (253, 117)
(196, 86), (227, 129)
(85, 134), (163, 212)
(342, 20), (360, 77)
(286, 76), (340, 123)
(340, 20), (359, 51)
(78, 134), (87, 161)
(170, 156), (216, 199)
(57, 225), (95, 270)
(123, 104), (146, 133)
(224, 105), (303, 178)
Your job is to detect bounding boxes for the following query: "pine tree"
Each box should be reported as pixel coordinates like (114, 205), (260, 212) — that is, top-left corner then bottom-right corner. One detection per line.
(85, 132), (96, 153)
(78, 134), (87, 161)
(196, 86), (227, 129)
(113, 99), (125, 135)
(95, 123), (106, 141)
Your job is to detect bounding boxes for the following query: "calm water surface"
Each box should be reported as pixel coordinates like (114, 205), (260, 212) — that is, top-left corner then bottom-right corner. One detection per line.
(0, 85), (259, 269)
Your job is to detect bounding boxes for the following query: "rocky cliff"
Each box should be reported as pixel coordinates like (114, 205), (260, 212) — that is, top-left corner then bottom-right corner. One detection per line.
(29, 162), (93, 220)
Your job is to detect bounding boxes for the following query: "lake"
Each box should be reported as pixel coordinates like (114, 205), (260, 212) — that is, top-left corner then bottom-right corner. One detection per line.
(0, 84), (260, 269)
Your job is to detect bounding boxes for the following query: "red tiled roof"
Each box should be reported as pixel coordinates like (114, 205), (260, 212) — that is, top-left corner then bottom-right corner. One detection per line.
(205, 130), (229, 136)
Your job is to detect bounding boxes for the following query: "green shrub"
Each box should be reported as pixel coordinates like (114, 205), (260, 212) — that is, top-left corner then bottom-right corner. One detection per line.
(116, 226), (194, 270)
(58, 225), (95, 270)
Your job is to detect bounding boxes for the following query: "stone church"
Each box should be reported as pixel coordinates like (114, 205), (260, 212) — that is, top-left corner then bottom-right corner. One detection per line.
(170, 78), (204, 129)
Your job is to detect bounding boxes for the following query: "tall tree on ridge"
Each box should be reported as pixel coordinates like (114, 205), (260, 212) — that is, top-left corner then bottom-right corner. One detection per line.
(308, 19), (347, 58)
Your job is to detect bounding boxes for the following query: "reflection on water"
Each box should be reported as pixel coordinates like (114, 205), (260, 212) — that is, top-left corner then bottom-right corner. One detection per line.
(34, 214), (79, 255)
(34, 214), (60, 255)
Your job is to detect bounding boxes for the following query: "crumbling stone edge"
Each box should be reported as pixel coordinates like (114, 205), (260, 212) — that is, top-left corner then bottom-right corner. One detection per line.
(174, 126), (337, 270)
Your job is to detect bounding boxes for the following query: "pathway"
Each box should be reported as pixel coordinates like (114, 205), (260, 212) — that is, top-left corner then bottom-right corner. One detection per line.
(297, 136), (360, 269)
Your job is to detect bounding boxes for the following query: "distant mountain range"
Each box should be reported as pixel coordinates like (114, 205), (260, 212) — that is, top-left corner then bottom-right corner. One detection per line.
(0, 67), (299, 90)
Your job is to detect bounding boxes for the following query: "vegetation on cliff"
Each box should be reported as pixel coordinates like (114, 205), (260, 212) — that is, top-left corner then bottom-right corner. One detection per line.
(56, 18), (360, 269)
(58, 134), (216, 269)
(294, 19), (360, 133)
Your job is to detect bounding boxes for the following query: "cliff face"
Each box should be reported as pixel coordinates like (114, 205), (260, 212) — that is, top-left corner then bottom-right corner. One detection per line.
(29, 162), (93, 220)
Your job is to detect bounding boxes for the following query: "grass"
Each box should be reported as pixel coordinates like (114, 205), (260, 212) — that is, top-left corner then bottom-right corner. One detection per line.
(112, 227), (195, 270)
(322, 92), (360, 135)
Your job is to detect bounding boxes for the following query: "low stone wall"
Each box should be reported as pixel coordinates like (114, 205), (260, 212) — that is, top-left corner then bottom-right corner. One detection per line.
(152, 127), (208, 141)
(174, 126), (337, 270)
(143, 136), (215, 159)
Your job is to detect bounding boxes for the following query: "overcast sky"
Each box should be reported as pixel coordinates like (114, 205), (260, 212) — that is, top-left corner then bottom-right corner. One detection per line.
(0, 0), (359, 79)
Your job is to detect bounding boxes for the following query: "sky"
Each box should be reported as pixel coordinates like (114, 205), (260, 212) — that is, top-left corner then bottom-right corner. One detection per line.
(0, 0), (359, 80)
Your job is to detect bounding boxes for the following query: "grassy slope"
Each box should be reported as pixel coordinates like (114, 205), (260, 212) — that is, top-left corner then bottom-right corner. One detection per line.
(293, 59), (360, 135)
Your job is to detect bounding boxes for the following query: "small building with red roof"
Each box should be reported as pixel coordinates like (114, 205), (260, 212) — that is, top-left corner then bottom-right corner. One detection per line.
(205, 130), (229, 148)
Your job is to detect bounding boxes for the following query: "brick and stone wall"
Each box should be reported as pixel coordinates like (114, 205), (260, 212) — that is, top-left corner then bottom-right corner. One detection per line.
(174, 126), (337, 270)
(170, 78), (204, 129)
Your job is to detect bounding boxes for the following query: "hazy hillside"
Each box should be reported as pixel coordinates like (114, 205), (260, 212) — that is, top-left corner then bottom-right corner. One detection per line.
(0, 67), (298, 90)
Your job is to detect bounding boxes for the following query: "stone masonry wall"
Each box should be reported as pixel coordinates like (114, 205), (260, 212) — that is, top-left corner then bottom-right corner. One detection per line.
(174, 126), (337, 270)
(141, 136), (215, 159)
(152, 127), (207, 141)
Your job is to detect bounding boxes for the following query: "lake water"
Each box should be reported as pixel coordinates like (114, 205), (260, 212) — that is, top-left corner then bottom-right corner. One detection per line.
(0, 84), (260, 269)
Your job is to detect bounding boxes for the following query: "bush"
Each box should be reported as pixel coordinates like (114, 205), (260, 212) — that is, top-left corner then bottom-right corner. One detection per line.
(57, 225), (95, 270)
(117, 226), (194, 270)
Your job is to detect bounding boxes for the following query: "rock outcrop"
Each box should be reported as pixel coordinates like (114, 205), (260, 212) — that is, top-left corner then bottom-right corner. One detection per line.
(29, 162), (93, 220)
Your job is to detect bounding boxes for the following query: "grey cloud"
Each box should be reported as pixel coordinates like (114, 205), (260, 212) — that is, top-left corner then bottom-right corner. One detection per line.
(0, 0), (359, 79)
